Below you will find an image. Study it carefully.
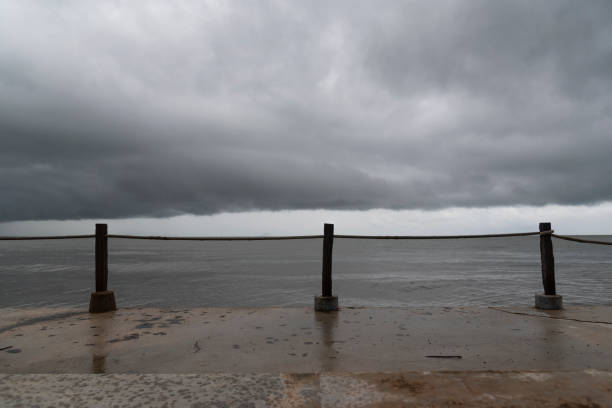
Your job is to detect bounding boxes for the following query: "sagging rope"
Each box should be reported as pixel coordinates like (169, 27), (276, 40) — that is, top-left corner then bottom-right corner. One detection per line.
(107, 234), (324, 241)
(335, 231), (549, 239)
(0, 231), (553, 241)
(552, 234), (612, 246)
(0, 234), (95, 240)
(4, 231), (610, 246)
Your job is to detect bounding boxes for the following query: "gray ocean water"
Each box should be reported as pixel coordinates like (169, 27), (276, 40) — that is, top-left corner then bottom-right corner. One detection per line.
(1, 236), (611, 309)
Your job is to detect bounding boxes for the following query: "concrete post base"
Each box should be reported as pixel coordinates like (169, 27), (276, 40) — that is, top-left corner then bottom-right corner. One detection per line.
(314, 296), (338, 312)
(535, 293), (563, 310)
(89, 290), (117, 313)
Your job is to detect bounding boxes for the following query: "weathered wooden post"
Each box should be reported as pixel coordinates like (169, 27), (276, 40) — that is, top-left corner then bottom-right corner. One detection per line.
(89, 223), (117, 313)
(535, 222), (562, 310)
(315, 223), (339, 311)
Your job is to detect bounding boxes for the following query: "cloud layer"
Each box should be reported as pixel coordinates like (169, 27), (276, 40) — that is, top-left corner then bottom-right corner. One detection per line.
(1, 1), (611, 221)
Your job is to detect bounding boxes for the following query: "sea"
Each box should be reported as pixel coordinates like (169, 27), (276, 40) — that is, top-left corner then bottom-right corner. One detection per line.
(1, 236), (611, 309)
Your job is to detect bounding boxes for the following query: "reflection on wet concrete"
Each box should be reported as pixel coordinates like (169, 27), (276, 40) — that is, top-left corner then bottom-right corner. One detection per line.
(90, 313), (112, 374)
(537, 313), (566, 370)
(314, 311), (338, 371)
(91, 355), (105, 374)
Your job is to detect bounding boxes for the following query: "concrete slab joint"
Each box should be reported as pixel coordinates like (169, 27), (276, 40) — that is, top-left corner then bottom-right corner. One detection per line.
(89, 290), (117, 313)
(314, 295), (338, 312)
(535, 293), (563, 310)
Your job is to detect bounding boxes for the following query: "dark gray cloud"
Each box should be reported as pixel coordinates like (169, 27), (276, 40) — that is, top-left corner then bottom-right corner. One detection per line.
(1, 0), (611, 221)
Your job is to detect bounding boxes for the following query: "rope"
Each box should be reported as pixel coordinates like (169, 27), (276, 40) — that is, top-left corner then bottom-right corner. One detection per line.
(108, 234), (324, 241)
(552, 234), (612, 246)
(0, 234), (94, 240)
(0, 231), (555, 241)
(335, 231), (548, 239)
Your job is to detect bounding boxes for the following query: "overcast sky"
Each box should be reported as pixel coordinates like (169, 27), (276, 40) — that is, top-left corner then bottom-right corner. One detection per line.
(1, 1), (611, 234)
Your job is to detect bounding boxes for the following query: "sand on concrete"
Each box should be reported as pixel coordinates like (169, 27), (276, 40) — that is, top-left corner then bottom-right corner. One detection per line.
(2, 371), (612, 408)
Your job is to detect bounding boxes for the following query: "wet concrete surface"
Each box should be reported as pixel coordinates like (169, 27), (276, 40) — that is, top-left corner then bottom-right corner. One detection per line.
(1, 306), (611, 373)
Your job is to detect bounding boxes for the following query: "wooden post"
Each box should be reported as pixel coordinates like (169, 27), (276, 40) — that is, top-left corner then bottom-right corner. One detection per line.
(539, 222), (556, 296)
(315, 223), (338, 311)
(89, 223), (116, 313)
(322, 223), (334, 297)
(95, 223), (108, 292)
(535, 222), (562, 309)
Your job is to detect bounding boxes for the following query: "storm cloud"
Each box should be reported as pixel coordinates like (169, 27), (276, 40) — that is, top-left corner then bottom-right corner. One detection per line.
(1, 1), (611, 221)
